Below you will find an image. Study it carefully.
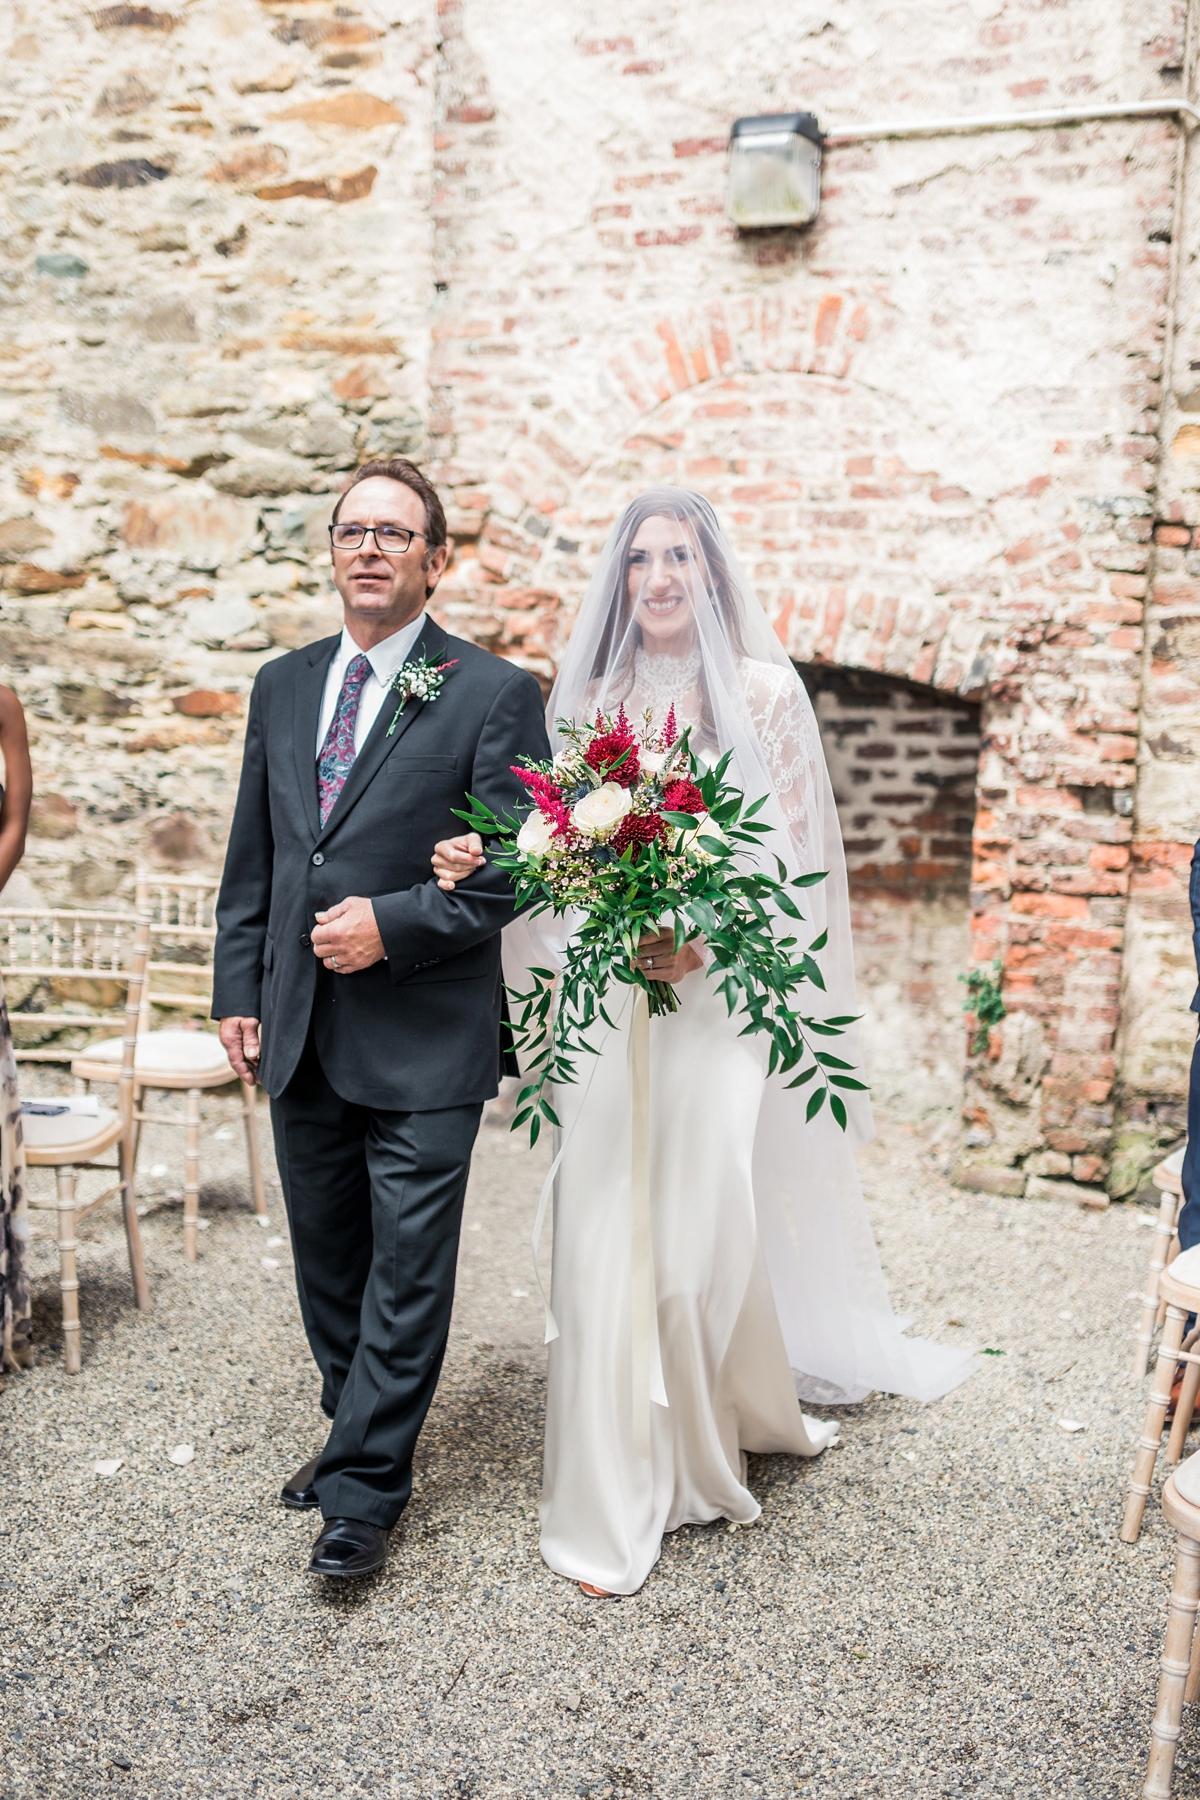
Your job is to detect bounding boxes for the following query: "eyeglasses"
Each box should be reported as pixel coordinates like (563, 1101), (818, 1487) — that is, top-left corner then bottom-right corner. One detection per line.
(328, 522), (427, 555)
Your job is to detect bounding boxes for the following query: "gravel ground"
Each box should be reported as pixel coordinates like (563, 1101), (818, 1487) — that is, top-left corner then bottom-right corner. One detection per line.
(0, 1084), (1191, 1800)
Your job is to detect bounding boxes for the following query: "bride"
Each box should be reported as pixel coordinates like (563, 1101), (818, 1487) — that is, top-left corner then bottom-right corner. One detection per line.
(432, 489), (974, 1596)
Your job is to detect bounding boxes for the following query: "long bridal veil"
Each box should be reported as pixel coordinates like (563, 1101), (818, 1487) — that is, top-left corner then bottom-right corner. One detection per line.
(511, 487), (975, 1407)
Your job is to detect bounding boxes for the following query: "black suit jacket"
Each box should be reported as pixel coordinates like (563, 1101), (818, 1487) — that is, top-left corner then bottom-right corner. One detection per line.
(212, 619), (550, 1109)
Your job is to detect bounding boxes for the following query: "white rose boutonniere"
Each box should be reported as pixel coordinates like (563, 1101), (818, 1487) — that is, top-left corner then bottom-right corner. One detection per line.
(571, 781), (632, 839)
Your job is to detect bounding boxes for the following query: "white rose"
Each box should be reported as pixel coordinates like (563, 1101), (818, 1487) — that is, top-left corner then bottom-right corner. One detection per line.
(572, 781), (632, 838)
(640, 748), (667, 776)
(681, 816), (726, 858)
(517, 811), (556, 859)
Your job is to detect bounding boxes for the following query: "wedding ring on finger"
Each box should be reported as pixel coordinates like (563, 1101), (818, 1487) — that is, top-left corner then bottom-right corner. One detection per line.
(330, 957), (339, 970)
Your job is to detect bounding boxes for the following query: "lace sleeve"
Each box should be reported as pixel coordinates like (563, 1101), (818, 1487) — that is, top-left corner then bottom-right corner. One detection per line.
(742, 662), (822, 872)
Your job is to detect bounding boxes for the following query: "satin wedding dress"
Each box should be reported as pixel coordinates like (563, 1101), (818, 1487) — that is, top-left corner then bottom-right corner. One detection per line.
(505, 492), (975, 1596)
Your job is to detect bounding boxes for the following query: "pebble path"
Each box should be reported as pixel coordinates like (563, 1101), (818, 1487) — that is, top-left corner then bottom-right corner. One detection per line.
(0, 1086), (1188, 1798)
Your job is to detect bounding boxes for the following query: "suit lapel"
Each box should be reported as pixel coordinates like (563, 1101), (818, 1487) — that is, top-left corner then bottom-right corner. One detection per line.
(315, 620), (453, 845)
(293, 635), (339, 841)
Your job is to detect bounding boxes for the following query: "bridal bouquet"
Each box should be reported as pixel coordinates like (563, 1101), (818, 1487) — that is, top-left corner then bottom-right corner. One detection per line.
(456, 705), (864, 1144)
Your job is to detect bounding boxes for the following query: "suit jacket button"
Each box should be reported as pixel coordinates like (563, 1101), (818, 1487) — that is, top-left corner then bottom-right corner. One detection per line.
(311, 851), (324, 866)
(300, 933), (311, 946)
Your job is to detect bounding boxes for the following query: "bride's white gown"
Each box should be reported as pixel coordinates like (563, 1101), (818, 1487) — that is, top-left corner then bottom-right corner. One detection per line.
(515, 640), (974, 1596)
(540, 970), (835, 1595)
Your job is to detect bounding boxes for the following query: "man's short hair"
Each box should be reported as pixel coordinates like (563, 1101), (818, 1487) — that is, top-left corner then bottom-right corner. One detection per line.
(332, 458), (448, 551)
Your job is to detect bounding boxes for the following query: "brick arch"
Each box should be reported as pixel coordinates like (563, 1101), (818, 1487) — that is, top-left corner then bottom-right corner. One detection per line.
(441, 352), (1013, 696)
(537, 365), (1011, 694)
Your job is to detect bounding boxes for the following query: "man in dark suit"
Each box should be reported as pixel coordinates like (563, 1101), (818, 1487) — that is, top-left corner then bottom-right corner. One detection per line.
(213, 458), (550, 1578)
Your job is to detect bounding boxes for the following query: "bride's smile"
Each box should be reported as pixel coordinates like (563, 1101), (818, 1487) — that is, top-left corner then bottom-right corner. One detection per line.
(625, 515), (700, 655)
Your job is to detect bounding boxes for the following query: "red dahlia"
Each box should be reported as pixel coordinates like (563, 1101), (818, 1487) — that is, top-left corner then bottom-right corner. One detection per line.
(584, 729), (640, 788)
(611, 812), (665, 861)
(662, 779), (706, 817)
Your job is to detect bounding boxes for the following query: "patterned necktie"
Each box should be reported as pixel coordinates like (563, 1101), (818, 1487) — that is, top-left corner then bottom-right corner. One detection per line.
(316, 652), (372, 826)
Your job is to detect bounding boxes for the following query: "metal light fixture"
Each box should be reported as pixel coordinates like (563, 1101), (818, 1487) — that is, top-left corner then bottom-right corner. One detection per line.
(726, 112), (822, 230)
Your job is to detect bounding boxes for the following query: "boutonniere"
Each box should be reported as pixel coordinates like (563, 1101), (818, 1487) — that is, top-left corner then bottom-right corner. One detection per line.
(385, 652), (459, 736)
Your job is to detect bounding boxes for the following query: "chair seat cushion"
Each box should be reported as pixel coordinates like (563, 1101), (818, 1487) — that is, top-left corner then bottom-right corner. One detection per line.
(1169, 1244), (1200, 1293)
(1175, 1447), (1200, 1509)
(80, 1030), (232, 1076)
(1163, 1144), (1187, 1178)
(22, 1100), (118, 1148)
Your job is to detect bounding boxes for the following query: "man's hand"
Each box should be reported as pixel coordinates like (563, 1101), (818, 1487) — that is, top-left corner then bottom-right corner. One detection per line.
(312, 896), (385, 973)
(220, 1015), (261, 1084)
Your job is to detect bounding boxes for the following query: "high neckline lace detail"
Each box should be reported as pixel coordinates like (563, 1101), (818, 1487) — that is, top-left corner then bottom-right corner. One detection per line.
(631, 645), (702, 714)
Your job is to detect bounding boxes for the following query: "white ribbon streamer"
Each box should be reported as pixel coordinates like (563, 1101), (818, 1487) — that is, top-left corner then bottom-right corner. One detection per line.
(629, 985), (668, 1459)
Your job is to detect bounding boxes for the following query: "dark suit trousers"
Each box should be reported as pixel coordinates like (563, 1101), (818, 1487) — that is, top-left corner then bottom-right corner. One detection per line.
(270, 1029), (482, 1529)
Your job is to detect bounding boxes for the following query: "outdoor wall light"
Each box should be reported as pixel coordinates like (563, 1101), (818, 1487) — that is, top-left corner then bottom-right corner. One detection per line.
(726, 112), (822, 230)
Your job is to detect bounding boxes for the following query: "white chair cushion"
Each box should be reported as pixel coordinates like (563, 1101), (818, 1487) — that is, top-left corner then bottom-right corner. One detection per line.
(1169, 1244), (1200, 1293)
(1163, 1145), (1187, 1178)
(22, 1099), (117, 1148)
(81, 1030), (232, 1076)
(1175, 1447), (1200, 1509)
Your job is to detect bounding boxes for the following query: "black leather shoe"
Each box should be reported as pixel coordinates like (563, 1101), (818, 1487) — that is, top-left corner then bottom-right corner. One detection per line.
(280, 1455), (321, 1511)
(308, 1517), (389, 1579)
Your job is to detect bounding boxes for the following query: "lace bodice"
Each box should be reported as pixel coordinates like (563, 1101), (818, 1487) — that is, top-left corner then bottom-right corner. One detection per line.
(628, 646), (704, 716)
(613, 652), (822, 872)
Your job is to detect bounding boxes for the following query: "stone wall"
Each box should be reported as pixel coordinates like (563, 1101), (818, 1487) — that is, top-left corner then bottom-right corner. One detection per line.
(0, 0), (435, 907)
(2, 0), (1197, 1182)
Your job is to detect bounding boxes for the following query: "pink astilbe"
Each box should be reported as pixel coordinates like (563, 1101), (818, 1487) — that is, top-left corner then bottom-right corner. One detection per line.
(513, 765), (572, 835)
(659, 704), (678, 750)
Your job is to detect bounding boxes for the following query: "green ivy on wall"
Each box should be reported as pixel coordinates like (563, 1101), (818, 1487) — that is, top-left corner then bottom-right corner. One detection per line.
(960, 961), (1007, 1057)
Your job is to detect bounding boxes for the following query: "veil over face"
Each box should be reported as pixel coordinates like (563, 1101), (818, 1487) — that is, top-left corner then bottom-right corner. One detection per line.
(514, 487), (976, 1409)
(547, 486), (862, 1061)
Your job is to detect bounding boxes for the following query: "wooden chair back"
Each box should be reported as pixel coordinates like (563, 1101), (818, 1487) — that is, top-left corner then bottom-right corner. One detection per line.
(113, 915), (151, 1139)
(134, 873), (220, 1025)
(0, 907), (142, 1063)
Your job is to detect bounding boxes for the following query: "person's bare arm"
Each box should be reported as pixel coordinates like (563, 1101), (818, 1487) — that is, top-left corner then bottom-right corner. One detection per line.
(0, 685), (32, 897)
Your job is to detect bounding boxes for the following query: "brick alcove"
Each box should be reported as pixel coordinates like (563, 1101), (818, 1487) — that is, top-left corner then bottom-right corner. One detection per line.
(797, 664), (981, 1121)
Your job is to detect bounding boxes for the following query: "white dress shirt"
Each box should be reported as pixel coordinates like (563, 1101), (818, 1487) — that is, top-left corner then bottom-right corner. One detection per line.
(315, 613), (428, 760)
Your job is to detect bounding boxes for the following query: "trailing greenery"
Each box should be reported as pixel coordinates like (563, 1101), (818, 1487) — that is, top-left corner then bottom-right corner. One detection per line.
(457, 739), (865, 1147)
(960, 960), (1006, 1056)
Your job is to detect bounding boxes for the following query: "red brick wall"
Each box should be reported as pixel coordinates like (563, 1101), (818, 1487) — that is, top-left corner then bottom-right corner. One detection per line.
(800, 666), (980, 1121)
(798, 665), (979, 895)
(426, 0), (1182, 1181)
